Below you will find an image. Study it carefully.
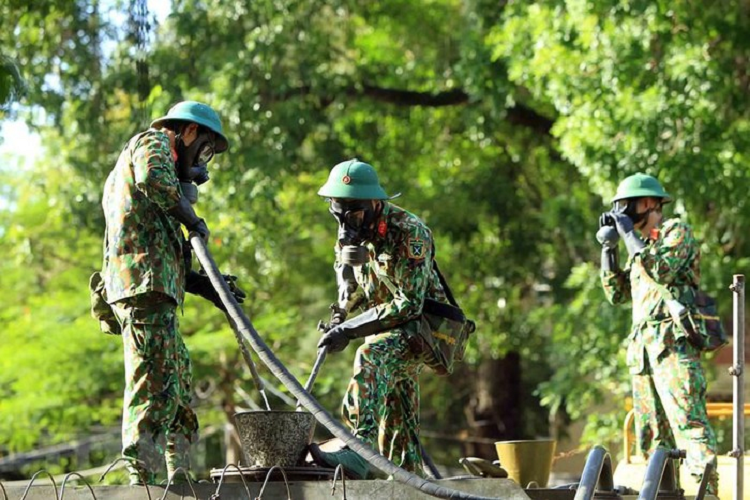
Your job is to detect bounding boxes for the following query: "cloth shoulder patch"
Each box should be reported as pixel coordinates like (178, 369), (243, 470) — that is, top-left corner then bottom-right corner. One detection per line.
(407, 237), (426, 260)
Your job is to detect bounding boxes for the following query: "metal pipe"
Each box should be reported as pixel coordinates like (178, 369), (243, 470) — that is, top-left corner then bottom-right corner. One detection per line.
(637, 448), (683, 500)
(296, 347), (327, 410)
(730, 274), (745, 500)
(623, 410), (635, 464)
(190, 234), (503, 500)
(228, 316), (271, 410)
(574, 445), (614, 500)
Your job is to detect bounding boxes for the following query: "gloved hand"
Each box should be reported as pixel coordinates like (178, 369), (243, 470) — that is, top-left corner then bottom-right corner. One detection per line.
(596, 212), (620, 249)
(188, 219), (210, 242)
(317, 328), (350, 353)
(224, 274), (246, 303)
(185, 270), (246, 311)
(317, 304), (348, 333)
(318, 308), (387, 353)
(610, 206), (635, 237)
(168, 196), (210, 242)
(610, 206), (645, 256)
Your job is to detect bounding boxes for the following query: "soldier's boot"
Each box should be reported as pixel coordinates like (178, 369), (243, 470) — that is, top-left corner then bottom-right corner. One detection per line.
(309, 443), (369, 479)
(127, 467), (156, 486)
(166, 467), (198, 485)
(166, 438), (195, 484)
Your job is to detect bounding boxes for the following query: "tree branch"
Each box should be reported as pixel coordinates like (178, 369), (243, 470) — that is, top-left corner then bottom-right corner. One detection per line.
(359, 84), (470, 107)
(263, 83), (554, 136)
(504, 103), (554, 135)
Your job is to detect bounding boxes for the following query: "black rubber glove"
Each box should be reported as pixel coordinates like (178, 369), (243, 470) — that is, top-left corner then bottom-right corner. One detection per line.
(185, 270), (246, 311)
(596, 213), (620, 249)
(597, 212), (620, 273)
(610, 206), (645, 256)
(318, 304), (348, 333)
(317, 308), (388, 353)
(168, 196), (210, 242)
(601, 247), (620, 273)
(336, 263), (358, 306)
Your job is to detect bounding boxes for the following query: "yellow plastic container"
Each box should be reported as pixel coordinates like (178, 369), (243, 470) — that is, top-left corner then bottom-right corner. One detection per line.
(495, 439), (556, 488)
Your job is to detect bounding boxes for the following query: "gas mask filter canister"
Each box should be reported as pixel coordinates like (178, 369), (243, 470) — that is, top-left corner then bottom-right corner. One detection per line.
(329, 199), (379, 266)
(176, 131), (216, 204)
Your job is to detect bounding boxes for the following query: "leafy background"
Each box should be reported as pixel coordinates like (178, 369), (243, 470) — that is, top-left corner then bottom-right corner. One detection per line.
(1, 0), (747, 482)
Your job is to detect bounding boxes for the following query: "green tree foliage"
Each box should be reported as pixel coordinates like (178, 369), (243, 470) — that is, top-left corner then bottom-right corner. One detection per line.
(491, 0), (750, 440)
(0, 0), (743, 479)
(0, 55), (25, 113)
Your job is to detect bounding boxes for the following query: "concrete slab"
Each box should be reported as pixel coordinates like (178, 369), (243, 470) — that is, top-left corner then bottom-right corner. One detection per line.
(1, 477), (532, 500)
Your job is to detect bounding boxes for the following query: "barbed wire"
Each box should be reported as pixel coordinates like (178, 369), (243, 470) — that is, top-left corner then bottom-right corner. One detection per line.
(59, 472), (98, 500)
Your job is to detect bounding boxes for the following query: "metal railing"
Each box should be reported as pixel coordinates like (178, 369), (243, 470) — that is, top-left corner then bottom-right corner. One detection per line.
(729, 275), (745, 500)
(637, 448), (684, 500)
(574, 445), (617, 500)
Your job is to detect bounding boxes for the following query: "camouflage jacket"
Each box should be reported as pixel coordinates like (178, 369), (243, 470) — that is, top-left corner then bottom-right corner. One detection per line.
(336, 202), (448, 330)
(601, 218), (700, 373)
(102, 128), (186, 305)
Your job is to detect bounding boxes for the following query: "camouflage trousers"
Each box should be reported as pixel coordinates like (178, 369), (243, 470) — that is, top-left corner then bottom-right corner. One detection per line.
(632, 339), (718, 494)
(342, 330), (427, 474)
(112, 292), (198, 484)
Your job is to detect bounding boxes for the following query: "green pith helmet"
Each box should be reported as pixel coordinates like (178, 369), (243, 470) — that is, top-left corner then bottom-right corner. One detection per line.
(318, 159), (395, 200)
(151, 101), (229, 153)
(612, 173), (671, 203)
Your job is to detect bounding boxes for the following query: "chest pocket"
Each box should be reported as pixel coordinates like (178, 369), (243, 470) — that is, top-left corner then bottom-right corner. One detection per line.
(373, 256), (397, 297)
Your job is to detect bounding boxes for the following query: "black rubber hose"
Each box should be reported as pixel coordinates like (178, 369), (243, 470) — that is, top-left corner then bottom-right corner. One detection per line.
(190, 234), (504, 500)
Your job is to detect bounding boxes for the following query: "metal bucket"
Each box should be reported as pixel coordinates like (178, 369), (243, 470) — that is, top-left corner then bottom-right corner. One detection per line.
(234, 410), (316, 467)
(495, 439), (556, 488)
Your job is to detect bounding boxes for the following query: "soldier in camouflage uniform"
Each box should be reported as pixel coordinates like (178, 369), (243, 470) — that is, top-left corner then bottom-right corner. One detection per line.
(308, 159), (449, 479)
(101, 101), (244, 484)
(597, 173), (718, 494)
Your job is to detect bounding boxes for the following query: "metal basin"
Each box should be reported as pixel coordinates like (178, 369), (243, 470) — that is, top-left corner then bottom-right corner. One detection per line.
(234, 410), (316, 467)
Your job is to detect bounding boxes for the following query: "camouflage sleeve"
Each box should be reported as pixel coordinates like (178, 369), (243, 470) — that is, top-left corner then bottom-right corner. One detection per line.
(373, 224), (433, 328)
(131, 131), (181, 211)
(601, 268), (631, 305)
(636, 220), (696, 286)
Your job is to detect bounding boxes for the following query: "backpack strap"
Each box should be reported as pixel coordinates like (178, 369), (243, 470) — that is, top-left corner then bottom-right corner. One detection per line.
(432, 259), (460, 309)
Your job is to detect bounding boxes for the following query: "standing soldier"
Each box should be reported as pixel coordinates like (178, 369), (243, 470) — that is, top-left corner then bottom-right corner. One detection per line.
(597, 173), (718, 494)
(309, 159), (461, 479)
(99, 101), (244, 484)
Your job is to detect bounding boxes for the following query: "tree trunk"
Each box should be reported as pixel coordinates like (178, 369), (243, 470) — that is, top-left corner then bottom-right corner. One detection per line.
(463, 351), (523, 459)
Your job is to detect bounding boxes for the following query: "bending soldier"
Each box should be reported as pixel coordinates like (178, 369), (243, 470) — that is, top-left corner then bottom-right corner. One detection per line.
(309, 159), (452, 479)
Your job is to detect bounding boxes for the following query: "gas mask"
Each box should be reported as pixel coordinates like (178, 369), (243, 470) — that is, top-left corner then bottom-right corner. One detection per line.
(614, 199), (663, 228)
(329, 199), (382, 266)
(176, 130), (216, 204)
